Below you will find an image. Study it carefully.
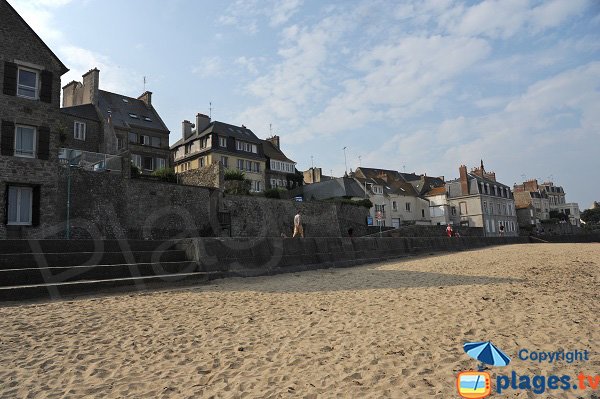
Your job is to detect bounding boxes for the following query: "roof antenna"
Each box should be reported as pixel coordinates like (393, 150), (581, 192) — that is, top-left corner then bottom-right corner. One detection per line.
(358, 155), (362, 166)
(209, 102), (212, 119)
(270, 123), (272, 137)
(143, 76), (146, 92)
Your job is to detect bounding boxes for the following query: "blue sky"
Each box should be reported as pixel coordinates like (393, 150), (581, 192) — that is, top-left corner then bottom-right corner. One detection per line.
(10, 0), (600, 209)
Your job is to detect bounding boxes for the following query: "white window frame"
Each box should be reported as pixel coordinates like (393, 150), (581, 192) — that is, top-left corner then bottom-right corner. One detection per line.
(74, 121), (86, 141)
(143, 156), (154, 171)
(405, 202), (411, 212)
(14, 125), (37, 158)
(131, 154), (142, 169)
(140, 135), (150, 146)
(219, 136), (227, 147)
(7, 186), (33, 225)
(156, 158), (166, 170)
(17, 66), (39, 99)
(392, 201), (397, 211)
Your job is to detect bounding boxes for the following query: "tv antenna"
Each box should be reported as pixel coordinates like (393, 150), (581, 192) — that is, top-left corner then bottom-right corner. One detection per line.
(143, 76), (146, 92)
(311, 155), (314, 168)
(209, 102), (213, 119)
(358, 155), (362, 166)
(269, 123), (272, 136)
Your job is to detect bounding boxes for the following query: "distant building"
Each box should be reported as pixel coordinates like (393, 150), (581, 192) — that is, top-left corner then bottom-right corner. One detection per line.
(61, 68), (171, 174)
(539, 181), (580, 227)
(303, 167), (334, 184)
(424, 186), (449, 225)
(514, 179), (580, 227)
(262, 135), (300, 190)
(446, 162), (518, 236)
(352, 167), (431, 227)
(171, 114), (266, 192)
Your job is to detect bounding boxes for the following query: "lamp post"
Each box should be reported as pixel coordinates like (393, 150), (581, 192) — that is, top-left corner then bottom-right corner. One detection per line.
(59, 158), (71, 239)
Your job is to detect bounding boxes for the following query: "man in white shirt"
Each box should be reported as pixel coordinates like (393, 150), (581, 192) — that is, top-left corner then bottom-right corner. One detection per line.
(293, 211), (304, 238)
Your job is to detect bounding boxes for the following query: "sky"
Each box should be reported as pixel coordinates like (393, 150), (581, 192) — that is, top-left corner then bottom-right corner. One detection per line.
(8, 0), (600, 209)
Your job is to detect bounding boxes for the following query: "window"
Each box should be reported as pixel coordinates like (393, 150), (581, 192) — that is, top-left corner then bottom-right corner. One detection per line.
(485, 219), (490, 232)
(131, 154), (142, 168)
(7, 186), (33, 225)
(451, 207), (457, 216)
(74, 121), (86, 141)
(237, 159), (244, 170)
(221, 156), (228, 168)
(405, 202), (411, 212)
(128, 132), (137, 143)
(17, 67), (38, 99)
(117, 137), (124, 150)
(483, 201), (487, 213)
(151, 136), (161, 148)
(129, 113), (138, 119)
(185, 143), (192, 154)
(251, 144), (257, 153)
(139, 135), (150, 145)
(392, 201), (397, 211)
(199, 157), (206, 167)
(251, 180), (261, 192)
(219, 136), (227, 147)
(143, 156), (153, 171)
(253, 162), (260, 173)
(15, 125), (36, 158)
(143, 117), (152, 122)
(421, 209), (425, 218)
(271, 178), (277, 187)
(156, 158), (166, 170)
(200, 136), (209, 149)
(459, 202), (467, 215)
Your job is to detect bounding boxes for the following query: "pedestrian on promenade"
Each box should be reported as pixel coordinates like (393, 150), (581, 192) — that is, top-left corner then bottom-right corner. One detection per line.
(293, 211), (304, 238)
(446, 223), (453, 237)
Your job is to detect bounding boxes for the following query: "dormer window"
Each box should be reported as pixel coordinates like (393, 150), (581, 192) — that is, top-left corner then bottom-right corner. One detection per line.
(129, 113), (138, 119)
(17, 67), (38, 99)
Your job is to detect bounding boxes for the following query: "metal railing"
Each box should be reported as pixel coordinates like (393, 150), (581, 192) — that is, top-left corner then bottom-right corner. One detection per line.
(59, 148), (122, 172)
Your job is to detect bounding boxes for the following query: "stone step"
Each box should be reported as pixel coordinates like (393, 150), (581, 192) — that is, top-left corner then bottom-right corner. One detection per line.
(0, 250), (188, 269)
(0, 239), (179, 254)
(0, 261), (201, 287)
(0, 272), (223, 302)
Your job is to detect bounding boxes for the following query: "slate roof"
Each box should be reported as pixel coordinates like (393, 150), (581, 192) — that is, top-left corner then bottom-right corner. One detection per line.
(96, 90), (169, 133)
(262, 140), (295, 163)
(424, 186), (446, 196)
(171, 121), (262, 149)
(354, 167), (419, 196)
(60, 104), (99, 121)
(298, 177), (366, 200)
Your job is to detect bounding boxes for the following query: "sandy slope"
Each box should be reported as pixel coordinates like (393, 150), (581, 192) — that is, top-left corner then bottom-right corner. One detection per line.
(0, 243), (598, 398)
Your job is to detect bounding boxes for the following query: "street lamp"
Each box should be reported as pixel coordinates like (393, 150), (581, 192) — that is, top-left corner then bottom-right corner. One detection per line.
(59, 158), (72, 239)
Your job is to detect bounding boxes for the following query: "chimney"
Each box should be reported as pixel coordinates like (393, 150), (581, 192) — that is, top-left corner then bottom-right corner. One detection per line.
(267, 135), (280, 149)
(82, 68), (100, 105)
(138, 91), (152, 108)
(182, 120), (194, 139)
(459, 165), (469, 195)
(62, 80), (80, 107)
(196, 113), (211, 132)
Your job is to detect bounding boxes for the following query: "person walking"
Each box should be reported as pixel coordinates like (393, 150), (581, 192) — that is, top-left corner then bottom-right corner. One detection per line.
(293, 211), (304, 238)
(446, 223), (453, 237)
(499, 224), (505, 237)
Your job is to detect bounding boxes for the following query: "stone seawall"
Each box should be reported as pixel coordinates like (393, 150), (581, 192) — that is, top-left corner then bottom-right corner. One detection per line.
(181, 236), (530, 277)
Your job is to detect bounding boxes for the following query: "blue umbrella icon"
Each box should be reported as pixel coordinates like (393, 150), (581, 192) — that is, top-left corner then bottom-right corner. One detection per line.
(464, 341), (511, 370)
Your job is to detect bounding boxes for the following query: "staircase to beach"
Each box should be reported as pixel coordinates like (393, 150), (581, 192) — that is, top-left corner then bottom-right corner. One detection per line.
(0, 239), (213, 301)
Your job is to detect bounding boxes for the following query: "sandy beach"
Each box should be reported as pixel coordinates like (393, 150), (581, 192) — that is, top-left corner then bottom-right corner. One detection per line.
(0, 243), (598, 398)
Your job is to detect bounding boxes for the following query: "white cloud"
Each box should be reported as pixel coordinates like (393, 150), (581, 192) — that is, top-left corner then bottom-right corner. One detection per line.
(269, 0), (303, 27)
(218, 0), (303, 34)
(192, 56), (224, 78)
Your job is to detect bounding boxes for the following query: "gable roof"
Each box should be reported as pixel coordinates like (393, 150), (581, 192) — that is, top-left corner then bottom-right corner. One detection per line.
(262, 140), (295, 163)
(96, 90), (169, 133)
(2, 0), (68, 75)
(424, 186), (446, 197)
(171, 120), (262, 149)
(354, 167), (419, 196)
(60, 104), (99, 121)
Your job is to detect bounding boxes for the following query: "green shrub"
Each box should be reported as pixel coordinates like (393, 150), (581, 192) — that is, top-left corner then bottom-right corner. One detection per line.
(152, 167), (177, 183)
(224, 169), (245, 181)
(130, 164), (141, 177)
(264, 188), (281, 199)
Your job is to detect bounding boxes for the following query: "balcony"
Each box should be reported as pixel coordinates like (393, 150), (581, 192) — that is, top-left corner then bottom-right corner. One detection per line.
(59, 148), (122, 172)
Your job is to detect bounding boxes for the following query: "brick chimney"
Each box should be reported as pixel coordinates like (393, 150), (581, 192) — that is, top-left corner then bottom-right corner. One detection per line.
(267, 135), (280, 149)
(196, 113), (211, 132)
(459, 165), (469, 195)
(138, 91), (152, 108)
(82, 68), (99, 105)
(182, 120), (194, 139)
(62, 80), (81, 107)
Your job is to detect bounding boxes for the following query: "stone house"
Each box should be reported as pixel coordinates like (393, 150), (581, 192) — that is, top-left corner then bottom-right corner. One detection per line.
(513, 179), (551, 225)
(538, 181), (580, 226)
(424, 186), (449, 226)
(262, 135), (300, 190)
(62, 69), (171, 174)
(171, 114), (267, 192)
(446, 162), (518, 236)
(0, 0), (69, 239)
(353, 167), (431, 227)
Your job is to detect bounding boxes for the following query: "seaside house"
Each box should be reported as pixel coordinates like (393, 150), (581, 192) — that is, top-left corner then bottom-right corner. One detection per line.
(446, 161), (519, 236)
(262, 135), (301, 190)
(171, 114), (267, 192)
(0, 0), (69, 238)
(62, 69), (171, 174)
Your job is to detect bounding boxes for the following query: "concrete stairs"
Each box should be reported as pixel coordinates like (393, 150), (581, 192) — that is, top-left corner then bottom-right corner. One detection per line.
(0, 239), (215, 302)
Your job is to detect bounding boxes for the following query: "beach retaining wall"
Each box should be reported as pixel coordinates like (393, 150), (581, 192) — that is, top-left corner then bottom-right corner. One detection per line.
(181, 236), (530, 277)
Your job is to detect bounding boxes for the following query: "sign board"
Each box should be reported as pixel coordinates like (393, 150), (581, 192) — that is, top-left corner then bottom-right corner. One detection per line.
(294, 196), (303, 202)
(367, 216), (373, 226)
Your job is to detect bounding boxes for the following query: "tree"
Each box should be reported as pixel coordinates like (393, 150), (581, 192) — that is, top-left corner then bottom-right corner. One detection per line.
(581, 207), (600, 224)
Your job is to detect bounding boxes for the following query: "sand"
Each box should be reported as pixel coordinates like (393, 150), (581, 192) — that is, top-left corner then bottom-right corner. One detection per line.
(0, 243), (598, 398)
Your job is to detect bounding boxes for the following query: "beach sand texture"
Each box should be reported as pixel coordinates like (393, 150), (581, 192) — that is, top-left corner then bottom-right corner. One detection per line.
(0, 243), (598, 398)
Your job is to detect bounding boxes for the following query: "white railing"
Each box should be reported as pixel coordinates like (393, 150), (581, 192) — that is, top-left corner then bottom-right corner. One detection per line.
(59, 148), (122, 172)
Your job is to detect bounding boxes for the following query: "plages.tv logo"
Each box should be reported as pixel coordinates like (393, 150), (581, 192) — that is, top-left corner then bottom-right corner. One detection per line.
(457, 341), (511, 399)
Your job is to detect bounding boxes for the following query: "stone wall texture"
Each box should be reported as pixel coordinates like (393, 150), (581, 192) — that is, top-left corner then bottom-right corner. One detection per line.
(178, 162), (223, 189)
(222, 195), (369, 237)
